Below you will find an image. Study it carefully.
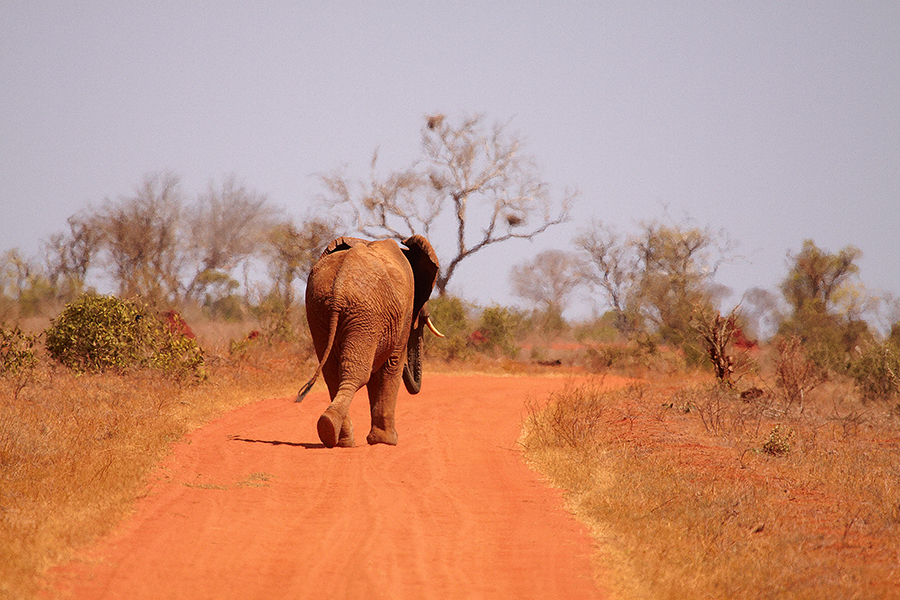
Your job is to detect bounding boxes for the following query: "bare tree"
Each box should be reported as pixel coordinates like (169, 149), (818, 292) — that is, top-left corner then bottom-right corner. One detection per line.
(43, 212), (102, 302)
(322, 152), (438, 241)
(0, 250), (39, 302)
(320, 113), (576, 296)
(95, 172), (184, 304)
(741, 286), (782, 340)
(510, 249), (580, 316)
(691, 307), (740, 386)
(266, 217), (338, 313)
(574, 220), (633, 332)
(184, 175), (279, 302)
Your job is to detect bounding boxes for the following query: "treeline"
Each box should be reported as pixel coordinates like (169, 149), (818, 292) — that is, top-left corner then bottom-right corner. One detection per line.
(1, 172), (336, 324)
(2, 112), (898, 397)
(509, 220), (899, 364)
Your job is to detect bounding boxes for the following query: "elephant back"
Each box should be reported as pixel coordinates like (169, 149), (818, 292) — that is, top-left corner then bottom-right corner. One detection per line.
(321, 236), (369, 258)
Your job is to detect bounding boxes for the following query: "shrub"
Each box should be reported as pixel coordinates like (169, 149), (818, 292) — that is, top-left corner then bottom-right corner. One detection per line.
(524, 383), (608, 450)
(850, 341), (900, 402)
(573, 311), (621, 344)
(0, 323), (38, 399)
(585, 343), (644, 370)
(44, 294), (205, 379)
(0, 323), (37, 376)
(779, 310), (874, 374)
(425, 295), (471, 360)
(774, 336), (825, 412)
(761, 424), (795, 457)
(253, 294), (300, 342)
(477, 305), (522, 358)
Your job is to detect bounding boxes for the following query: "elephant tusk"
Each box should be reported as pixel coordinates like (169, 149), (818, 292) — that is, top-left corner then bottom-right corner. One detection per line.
(426, 316), (445, 338)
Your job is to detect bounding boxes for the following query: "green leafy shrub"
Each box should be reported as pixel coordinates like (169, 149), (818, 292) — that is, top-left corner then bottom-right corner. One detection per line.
(45, 294), (205, 379)
(254, 294), (299, 342)
(0, 323), (37, 376)
(850, 341), (900, 402)
(574, 311), (621, 344)
(0, 323), (38, 399)
(761, 424), (795, 457)
(425, 295), (471, 360)
(477, 305), (522, 358)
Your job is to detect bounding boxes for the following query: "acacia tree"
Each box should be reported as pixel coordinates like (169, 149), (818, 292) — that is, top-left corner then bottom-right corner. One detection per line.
(575, 217), (731, 348)
(780, 239), (862, 317)
(777, 239), (869, 369)
(633, 220), (728, 343)
(320, 113), (576, 295)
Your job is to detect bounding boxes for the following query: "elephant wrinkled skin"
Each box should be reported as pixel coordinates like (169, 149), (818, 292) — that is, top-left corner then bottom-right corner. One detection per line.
(297, 235), (442, 448)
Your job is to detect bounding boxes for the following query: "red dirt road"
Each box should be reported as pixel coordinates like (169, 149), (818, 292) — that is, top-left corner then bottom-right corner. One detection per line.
(52, 373), (611, 599)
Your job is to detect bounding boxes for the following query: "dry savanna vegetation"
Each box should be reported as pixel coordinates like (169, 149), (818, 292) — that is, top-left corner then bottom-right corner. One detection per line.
(522, 355), (900, 599)
(0, 313), (311, 600)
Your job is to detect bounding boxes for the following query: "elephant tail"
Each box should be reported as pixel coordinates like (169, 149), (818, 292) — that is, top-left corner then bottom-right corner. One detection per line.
(296, 310), (339, 403)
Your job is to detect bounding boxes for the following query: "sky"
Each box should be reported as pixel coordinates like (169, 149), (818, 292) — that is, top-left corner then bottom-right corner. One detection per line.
(2, 1), (898, 323)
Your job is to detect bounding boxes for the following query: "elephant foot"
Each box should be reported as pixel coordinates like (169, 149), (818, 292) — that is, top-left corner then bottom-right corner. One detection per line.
(366, 427), (398, 446)
(337, 419), (355, 448)
(317, 410), (342, 448)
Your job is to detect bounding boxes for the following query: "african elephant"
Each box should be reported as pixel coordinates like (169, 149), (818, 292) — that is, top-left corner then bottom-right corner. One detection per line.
(296, 235), (443, 448)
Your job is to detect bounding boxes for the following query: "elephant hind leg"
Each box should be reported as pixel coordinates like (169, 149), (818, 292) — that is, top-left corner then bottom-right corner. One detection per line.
(317, 410), (355, 448)
(318, 378), (361, 448)
(366, 426), (398, 446)
(317, 411), (341, 448)
(365, 365), (401, 446)
(337, 416), (354, 447)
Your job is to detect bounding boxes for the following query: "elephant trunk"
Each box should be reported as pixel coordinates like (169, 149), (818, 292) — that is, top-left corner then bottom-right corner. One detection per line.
(402, 319), (425, 395)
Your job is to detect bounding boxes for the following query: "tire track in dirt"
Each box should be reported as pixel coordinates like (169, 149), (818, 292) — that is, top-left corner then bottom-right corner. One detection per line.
(52, 373), (613, 599)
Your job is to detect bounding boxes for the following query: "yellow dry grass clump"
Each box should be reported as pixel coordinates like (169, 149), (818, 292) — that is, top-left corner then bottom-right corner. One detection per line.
(0, 339), (308, 600)
(522, 375), (900, 599)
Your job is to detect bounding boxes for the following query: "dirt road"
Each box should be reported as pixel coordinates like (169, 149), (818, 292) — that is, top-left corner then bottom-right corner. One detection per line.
(53, 373), (610, 599)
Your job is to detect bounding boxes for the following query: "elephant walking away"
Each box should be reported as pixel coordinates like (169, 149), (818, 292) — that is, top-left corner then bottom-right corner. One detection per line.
(297, 235), (444, 447)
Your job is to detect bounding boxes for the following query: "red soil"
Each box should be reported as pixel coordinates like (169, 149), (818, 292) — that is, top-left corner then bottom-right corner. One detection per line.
(51, 373), (624, 599)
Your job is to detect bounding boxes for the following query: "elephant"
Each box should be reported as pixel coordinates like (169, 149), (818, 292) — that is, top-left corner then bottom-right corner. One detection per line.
(296, 235), (444, 448)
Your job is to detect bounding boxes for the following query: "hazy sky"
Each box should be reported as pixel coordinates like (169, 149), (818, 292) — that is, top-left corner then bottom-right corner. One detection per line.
(2, 1), (898, 319)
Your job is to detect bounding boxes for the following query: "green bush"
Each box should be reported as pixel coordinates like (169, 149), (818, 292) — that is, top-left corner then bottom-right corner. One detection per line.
(779, 310), (874, 374)
(850, 341), (900, 402)
(425, 295), (471, 360)
(45, 294), (205, 379)
(0, 323), (38, 400)
(761, 424), (795, 457)
(478, 305), (522, 358)
(0, 323), (37, 377)
(574, 311), (621, 344)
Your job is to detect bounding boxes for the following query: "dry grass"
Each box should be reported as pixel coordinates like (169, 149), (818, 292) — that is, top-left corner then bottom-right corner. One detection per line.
(522, 373), (900, 599)
(0, 339), (310, 600)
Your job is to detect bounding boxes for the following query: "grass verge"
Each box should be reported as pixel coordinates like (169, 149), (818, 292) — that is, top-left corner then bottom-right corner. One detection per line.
(0, 343), (308, 600)
(522, 376), (900, 599)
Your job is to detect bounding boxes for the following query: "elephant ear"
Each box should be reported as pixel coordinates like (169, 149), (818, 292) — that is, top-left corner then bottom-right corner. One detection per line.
(401, 235), (440, 323)
(321, 236), (368, 257)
